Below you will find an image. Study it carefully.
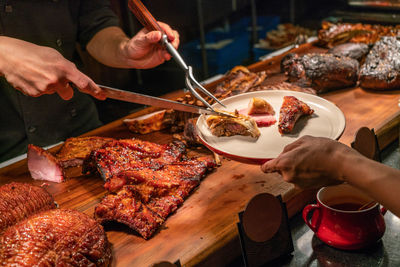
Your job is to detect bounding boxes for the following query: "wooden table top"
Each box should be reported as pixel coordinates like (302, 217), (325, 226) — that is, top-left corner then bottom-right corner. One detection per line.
(1, 42), (399, 267)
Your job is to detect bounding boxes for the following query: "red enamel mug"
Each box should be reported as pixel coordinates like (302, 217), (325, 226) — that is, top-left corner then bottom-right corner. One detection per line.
(303, 184), (387, 250)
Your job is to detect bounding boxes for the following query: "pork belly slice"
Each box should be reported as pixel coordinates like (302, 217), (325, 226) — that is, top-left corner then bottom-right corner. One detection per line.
(56, 136), (114, 168)
(0, 209), (111, 266)
(206, 111), (260, 138)
(83, 139), (186, 181)
(28, 144), (65, 183)
(278, 96), (314, 134)
(0, 182), (56, 234)
(247, 97), (275, 115)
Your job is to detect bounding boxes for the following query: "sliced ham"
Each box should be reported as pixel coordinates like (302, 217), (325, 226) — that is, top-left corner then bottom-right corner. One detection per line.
(28, 144), (64, 183)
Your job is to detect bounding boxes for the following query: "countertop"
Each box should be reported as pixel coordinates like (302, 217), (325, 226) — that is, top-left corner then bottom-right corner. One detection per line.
(230, 141), (400, 267)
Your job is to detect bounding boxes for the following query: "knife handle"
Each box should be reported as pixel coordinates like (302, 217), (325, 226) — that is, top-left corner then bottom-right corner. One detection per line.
(128, 0), (165, 34)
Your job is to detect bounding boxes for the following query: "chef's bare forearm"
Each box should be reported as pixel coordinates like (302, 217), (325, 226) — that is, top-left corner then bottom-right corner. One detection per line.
(86, 26), (131, 68)
(340, 151), (400, 217)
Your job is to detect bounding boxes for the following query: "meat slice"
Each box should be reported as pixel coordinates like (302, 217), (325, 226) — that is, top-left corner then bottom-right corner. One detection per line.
(95, 156), (216, 239)
(278, 96), (314, 134)
(28, 144), (64, 183)
(56, 136), (113, 167)
(247, 97), (275, 115)
(281, 53), (359, 93)
(328, 43), (370, 62)
(206, 111), (260, 138)
(0, 182), (55, 234)
(0, 209), (111, 266)
(359, 36), (400, 90)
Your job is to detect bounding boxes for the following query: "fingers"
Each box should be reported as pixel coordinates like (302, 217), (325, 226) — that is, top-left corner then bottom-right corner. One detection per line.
(260, 158), (279, 173)
(55, 82), (74, 100)
(66, 69), (106, 100)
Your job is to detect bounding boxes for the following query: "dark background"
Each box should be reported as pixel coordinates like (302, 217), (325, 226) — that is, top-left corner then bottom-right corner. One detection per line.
(80, 0), (398, 124)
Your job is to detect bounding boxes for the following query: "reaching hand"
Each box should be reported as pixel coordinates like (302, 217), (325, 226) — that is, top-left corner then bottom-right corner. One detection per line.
(122, 21), (180, 69)
(0, 37), (105, 100)
(260, 135), (356, 189)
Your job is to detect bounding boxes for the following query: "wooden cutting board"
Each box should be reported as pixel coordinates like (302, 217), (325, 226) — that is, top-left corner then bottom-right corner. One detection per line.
(1, 42), (400, 266)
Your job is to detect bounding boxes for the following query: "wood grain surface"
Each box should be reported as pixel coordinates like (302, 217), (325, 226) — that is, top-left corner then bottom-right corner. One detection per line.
(0, 42), (399, 266)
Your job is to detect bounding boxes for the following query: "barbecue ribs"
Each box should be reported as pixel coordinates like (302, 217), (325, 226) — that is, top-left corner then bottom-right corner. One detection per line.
(87, 138), (216, 239)
(0, 182), (55, 234)
(318, 21), (400, 48)
(359, 36), (400, 90)
(0, 209), (111, 266)
(278, 96), (314, 134)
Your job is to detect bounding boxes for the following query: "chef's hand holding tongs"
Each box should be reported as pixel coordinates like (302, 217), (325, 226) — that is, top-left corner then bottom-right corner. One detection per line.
(128, 0), (226, 111)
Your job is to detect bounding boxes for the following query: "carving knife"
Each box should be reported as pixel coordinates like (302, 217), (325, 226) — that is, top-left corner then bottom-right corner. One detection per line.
(97, 84), (235, 117)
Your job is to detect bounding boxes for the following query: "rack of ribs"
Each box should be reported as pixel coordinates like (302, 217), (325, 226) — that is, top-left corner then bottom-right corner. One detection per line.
(278, 96), (314, 134)
(0, 209), (111, 266)
(281, 53), (359, 93)
(318, 21), (400, 48)
(0, 182), (56, 234)
(86, 138), (216, 239)
(359, 36), (400, 90)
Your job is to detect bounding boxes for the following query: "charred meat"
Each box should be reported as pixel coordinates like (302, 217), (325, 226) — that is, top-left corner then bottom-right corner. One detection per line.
(278, 96), (314, 134)
(0, 209), (111, 266)
(359, 36), (400, 90)
(328, 43), (370, 62)
(0, 182), (55, 234)
(281, 53), (359, 92)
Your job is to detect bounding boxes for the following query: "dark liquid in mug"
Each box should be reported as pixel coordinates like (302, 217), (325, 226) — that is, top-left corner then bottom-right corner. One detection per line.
(325, 197), (372, 211)
(329, 203), (364, 211)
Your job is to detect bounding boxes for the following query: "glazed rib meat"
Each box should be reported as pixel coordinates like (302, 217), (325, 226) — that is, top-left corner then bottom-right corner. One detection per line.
(0, 209), (111, 266)
(83, 139), (186, 188)
(56, 136), (114, 167)
(281, 53), (359, 92)
(90, 138), (216, 239)
(0, 182), (55, 234)
(278, 96), (314, 134)
(359, 36), (400, 90)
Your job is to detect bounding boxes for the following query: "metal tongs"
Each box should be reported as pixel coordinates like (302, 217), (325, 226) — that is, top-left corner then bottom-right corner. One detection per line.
(127, 0), (226, 112)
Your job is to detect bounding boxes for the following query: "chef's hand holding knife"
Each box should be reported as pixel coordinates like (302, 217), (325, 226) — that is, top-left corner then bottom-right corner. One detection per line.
(0, 22), (179, 100)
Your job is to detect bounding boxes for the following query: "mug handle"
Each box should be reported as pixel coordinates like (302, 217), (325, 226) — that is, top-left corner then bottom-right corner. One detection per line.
(302, 204), (321, 232)
(380, 206), (387, 215)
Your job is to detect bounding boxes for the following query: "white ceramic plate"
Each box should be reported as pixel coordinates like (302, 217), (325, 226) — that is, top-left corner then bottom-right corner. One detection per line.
(196, 90), (346, 164)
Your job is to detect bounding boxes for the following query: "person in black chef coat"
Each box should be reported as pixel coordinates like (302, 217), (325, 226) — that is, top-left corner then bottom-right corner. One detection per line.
(261, 135), (400, 217)
(0, 0), (179, 162)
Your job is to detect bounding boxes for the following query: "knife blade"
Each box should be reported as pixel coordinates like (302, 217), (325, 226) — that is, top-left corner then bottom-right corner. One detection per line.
(97, 84), (235, 117)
